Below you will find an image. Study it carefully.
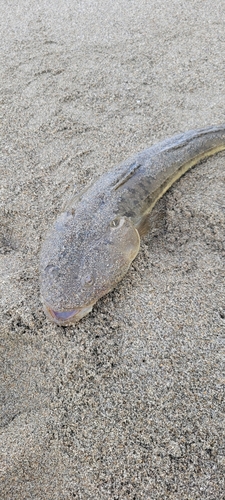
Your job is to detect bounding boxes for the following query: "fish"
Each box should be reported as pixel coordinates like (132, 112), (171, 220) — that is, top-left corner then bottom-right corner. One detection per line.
(40, 124), (225, 325)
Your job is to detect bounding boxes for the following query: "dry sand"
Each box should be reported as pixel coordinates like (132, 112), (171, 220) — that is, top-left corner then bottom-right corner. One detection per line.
(1, 0), (225, 498)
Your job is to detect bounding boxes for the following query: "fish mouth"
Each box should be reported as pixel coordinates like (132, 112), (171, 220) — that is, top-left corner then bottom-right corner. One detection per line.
(44, 303), (94, 325)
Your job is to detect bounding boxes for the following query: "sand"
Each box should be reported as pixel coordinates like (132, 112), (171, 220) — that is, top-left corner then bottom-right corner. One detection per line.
(1, 0), (225, 498)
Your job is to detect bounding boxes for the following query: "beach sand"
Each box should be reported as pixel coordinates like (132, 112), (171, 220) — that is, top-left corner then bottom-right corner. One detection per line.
(1, 0), (225, 498)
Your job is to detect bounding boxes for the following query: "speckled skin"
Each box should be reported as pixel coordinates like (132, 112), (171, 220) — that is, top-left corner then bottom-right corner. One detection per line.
(40, 125), (225, 324)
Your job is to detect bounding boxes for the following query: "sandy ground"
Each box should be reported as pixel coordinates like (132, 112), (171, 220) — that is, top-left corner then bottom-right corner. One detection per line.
(1, 0), (225, 498)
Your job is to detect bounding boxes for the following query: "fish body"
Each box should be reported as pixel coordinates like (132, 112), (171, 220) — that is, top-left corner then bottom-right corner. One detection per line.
(40, 125), (225, 325)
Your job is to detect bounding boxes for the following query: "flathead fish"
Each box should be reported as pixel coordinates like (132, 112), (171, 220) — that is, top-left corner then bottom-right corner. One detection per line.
(40, 125), (225, 324)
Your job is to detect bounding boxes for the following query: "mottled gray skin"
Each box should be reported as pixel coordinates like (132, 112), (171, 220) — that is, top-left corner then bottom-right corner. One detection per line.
(40, 125), (225, 325)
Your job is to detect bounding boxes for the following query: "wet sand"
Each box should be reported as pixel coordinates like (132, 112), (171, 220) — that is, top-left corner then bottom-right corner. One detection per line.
(1, 0), (225, 498)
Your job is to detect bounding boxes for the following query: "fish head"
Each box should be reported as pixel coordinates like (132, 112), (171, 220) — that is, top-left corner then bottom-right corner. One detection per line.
(40, 211), (140, 325)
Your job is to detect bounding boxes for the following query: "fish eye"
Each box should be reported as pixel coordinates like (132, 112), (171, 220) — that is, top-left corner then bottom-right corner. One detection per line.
(110, 217), (121, 228)
(82, 274), (94, 287)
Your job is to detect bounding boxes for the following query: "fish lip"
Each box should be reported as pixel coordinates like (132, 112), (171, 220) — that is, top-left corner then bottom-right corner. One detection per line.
(48, 308), (79, 321)
(44, 302), (94, 325)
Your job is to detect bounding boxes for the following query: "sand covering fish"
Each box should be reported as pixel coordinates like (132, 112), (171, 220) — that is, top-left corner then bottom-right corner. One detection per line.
(40, 125), (225, 325)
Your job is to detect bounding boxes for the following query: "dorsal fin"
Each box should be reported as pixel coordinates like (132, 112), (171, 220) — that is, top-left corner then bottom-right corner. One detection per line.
(113, 162), (142, 191)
